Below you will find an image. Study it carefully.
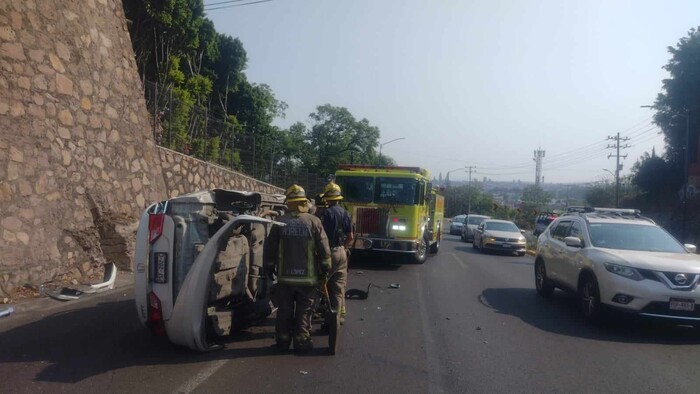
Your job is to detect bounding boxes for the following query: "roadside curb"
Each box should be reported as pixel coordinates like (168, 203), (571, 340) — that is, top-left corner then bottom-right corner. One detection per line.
(2, 272), (135, 318)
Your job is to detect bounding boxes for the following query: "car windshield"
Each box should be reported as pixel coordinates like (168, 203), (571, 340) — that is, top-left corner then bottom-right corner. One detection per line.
(468, 216), (487, 225)
(484, 222), (519, 232)
(588, 223), (687, 253)
(454, 216), (465, 223)
(374, 177), (419, 205)
(337, 176), (374, 203)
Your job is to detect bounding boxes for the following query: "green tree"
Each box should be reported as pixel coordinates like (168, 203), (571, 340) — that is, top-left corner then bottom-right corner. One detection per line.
(653, 27), (700, 167)
(585, 182), (616, 207)
(305, 105), (381, 176)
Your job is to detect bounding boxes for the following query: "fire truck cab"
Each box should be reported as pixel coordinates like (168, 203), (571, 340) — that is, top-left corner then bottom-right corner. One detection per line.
(334, 165), (444, 264)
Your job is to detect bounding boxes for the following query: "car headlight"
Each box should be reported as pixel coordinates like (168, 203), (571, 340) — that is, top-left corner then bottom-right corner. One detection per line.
(603, 263), (643, 281)
(392, 224), (407, 231)
(484, 237), (496, 242)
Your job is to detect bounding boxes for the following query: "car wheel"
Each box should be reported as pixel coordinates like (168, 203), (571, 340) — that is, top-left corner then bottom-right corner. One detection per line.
(414, 236), (428, 264)
(517, 251), (526, 257)
(479, 239), (486, 253)
(460, 232), (465, 242)
(579, 273), (602, 321)
(534, 259), (554, 297)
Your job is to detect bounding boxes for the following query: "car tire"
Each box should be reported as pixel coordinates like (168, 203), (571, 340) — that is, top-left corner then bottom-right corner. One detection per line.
(517, 251), (526, 257)
(460, 232), (466, 242)
(579, 273), (602, 322)
(534, 259), (555, 297)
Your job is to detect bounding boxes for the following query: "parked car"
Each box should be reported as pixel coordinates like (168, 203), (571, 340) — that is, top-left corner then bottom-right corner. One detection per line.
(473, 219), (526, 256)
(133, 189), (286, 351)
(535, 207), (700, 323)
(461, 214), (491, 242)
(449, 214), (467, 235)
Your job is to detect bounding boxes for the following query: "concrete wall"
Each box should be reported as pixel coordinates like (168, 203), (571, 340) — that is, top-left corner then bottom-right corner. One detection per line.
(0, 0), (282, 296)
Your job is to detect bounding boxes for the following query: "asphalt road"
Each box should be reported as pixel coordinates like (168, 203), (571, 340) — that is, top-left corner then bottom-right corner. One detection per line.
(3, 234), (700, 393)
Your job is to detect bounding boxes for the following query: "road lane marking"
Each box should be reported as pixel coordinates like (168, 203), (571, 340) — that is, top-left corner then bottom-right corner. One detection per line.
(175, 359), (228, 394)
(415, 269), (444, 393)
(448, 253), (468, 269)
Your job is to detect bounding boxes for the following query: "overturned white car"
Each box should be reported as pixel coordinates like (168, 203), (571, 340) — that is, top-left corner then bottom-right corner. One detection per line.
(133, 189), (286, 352)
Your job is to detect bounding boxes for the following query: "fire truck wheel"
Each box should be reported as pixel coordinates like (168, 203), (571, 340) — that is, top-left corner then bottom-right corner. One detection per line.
(413, 236), (428, 264)
(429, 229), (440, 254)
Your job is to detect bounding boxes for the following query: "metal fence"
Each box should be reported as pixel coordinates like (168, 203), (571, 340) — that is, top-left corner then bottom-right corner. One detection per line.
(144, 80), (327, 194)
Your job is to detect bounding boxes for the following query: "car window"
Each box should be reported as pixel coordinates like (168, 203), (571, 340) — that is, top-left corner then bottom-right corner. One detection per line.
(468, 216), (487, 225)
(552, 221), (572, 241)
(484, 222), (519, 232)
(568, 221), (584, 242)
(588, 223), (686, 252)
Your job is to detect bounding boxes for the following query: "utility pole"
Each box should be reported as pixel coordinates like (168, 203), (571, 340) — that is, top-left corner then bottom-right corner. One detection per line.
(533, 148), (545, 186)
(466, 166), (476, 215)
(607, 132), (630, 208)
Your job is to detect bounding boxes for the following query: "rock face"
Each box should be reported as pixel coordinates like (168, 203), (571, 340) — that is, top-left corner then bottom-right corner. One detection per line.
(0, 0), (282, 296)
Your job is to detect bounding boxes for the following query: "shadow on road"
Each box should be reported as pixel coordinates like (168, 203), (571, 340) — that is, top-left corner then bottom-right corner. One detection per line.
(349, 253), (408, 271)
(0, 299), (327, 384)
(481, 287), (700, 345)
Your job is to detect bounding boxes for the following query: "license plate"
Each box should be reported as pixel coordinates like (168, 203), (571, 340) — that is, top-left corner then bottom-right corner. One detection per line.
(153, 252), (168, 283)
(670, 298), (695, 311)
(501, 243), (510, 248)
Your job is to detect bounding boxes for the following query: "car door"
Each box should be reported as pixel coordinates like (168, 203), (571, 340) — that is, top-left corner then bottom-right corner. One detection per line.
(167, 215), (283, 352)
(557, 220), (585, 288)
(474, 222), (485, 246)
(546, 220), (572, 284)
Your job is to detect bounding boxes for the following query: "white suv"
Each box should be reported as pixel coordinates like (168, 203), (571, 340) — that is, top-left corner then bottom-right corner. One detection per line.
(535, 208), (700, 322)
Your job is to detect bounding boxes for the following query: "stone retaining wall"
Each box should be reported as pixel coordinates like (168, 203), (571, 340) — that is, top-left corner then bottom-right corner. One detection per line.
(0, 0), (282, 297)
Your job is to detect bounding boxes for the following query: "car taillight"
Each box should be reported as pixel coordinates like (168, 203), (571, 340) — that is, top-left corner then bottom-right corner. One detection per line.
(147, 291), (166, 336)
(149, 213), (165, 243)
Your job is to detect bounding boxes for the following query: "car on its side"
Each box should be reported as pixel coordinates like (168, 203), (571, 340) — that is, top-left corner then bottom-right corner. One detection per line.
(473, 219), (526, 256)
(133, 189), (286, 351)
(449, 214), (467, 235)
(461, 214), (491, 242)
(535, 207), (700, 323)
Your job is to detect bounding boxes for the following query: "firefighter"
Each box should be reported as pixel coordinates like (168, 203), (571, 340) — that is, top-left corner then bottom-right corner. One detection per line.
(320, 182), (354, 325)
(265, 184), (332, 353)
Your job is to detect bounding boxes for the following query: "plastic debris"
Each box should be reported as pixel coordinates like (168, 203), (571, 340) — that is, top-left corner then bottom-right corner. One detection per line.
(299, 370), (309, 375)
(475, 326), (481, 331)
(45, 287), (84, 301)
(0, 306), (14, 318)
(446, 317), (451, 320)
(1, 297), (10, 304)
(377, 306), (381, 310)
(389, 283), (400, 289)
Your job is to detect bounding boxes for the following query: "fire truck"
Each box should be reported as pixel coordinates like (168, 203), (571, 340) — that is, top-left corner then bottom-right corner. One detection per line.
(334, 165), (444, 263)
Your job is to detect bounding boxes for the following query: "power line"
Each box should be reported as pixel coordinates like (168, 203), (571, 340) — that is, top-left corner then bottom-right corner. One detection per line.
(204, 0), (250, 7)
(205, 0), (273, 11)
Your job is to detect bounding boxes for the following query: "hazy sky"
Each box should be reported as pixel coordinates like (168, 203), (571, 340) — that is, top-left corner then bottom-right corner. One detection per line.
(206, 0), (699, 183)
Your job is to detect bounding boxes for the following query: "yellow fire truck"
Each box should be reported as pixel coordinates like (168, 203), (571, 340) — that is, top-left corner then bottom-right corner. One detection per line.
(334, 165), (444, 263)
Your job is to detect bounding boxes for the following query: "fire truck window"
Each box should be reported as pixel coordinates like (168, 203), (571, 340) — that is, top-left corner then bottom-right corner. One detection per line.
(336, 176), (374, 203)
(375, 178), (419, 205)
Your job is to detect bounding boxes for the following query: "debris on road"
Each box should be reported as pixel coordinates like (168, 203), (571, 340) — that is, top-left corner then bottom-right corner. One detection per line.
(299, 370), (309, 375)
(476, 326), (482, 331)
(389, 283), (401, 289)
(354, 271), (364, 275)
(0, 305), (14, 318)
(446, 317), (451, 320)
(346, 283), (373, 300)
(1, 297), (10, 304)
(44, 287), (85, 301)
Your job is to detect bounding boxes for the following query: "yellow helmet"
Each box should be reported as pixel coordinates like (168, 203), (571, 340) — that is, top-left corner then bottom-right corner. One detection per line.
(322, 182), (343, 201)
(285, 184), (308, 202)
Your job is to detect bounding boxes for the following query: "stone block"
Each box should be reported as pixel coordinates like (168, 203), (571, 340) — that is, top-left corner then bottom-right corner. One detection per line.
(55, 73), (73, 95)
(0, 26), (16, 41)
(58, 109), (74, 126)
(9, 146), (23, 162)
(1, 42), (25, 60)
(1, 216), (22, 231)
(49, 53), (65, 72)
(56, 41), (70, 61)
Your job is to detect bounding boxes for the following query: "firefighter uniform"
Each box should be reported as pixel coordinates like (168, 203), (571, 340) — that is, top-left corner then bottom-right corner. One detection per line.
(320, 182), (354, 324)
(265, 185), (331, 352)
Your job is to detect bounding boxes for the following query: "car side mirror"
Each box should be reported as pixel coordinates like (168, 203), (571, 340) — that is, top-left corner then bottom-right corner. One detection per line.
(520, 229), (525, 234)
(564, 236), (583, 248)
(684, 244), (697, 253)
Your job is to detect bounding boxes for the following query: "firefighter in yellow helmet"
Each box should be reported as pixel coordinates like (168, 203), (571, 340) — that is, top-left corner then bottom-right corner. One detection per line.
(264, 184), (332, 353)
(320, 182), (354, 325)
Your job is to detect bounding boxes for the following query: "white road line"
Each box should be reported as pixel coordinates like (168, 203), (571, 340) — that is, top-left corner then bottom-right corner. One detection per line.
(415, 270), (444, 393)
(174, 359), (228, 394)
(448, 253), (468, 269)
